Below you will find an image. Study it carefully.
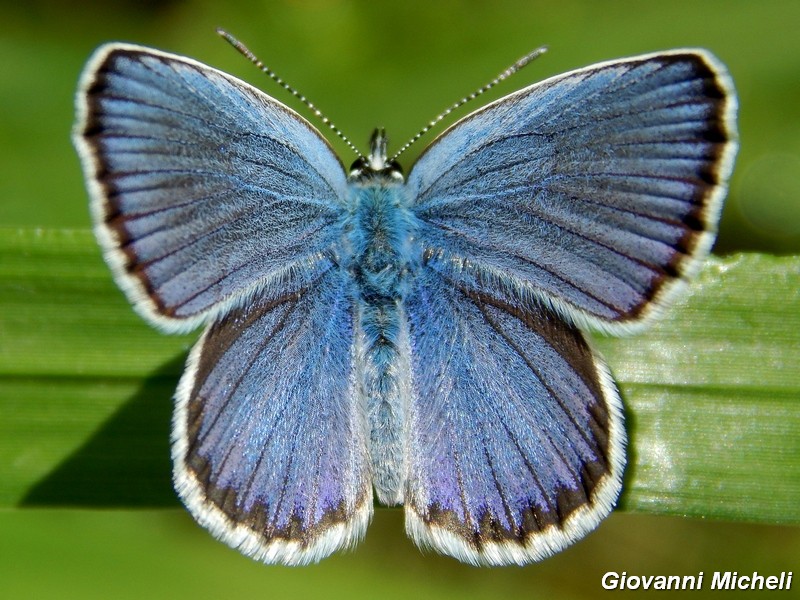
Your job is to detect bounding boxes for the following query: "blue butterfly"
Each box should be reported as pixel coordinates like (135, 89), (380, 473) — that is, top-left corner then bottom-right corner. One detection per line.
(73, 37), (737, 566)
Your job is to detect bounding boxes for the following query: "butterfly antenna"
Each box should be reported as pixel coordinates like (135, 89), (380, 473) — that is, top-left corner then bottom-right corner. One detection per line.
(217, 28), (365, 159)
(390, 46), (548, 162)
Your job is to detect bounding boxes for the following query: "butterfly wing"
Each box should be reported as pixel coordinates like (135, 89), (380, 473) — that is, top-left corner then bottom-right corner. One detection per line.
(74, 44), (348, 332)
(407, 50), (737, 332)
(403, 271), (624, 565)
(173, 268), (371, 565)
(75, 46), (367, 563)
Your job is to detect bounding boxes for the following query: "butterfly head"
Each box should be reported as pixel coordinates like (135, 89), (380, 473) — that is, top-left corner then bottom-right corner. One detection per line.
(349, 129), (404, 183)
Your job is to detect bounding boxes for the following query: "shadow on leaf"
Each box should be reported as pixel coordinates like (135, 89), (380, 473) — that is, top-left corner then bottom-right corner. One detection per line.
(22, 354), (187, 507)
(616, 384), (639, 511)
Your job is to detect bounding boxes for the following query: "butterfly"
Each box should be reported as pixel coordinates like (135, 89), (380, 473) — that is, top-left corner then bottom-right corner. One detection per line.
(73, 36), (737, 566)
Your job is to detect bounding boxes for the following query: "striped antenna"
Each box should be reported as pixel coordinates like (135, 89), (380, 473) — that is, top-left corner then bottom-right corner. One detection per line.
(390, 46), (548, 162)
(217, 29), (365, 159)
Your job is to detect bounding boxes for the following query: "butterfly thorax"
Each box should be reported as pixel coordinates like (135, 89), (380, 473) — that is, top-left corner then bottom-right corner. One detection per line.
(343, 130), (418, 505)
(344, 128), (418, 302)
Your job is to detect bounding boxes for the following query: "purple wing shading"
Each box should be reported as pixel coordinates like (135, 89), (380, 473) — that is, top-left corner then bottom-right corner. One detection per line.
(407, 51), (737, 333)
(74, 44), (347, 332)
(172, 269), (371, 565)
(403, 271), (625, 566)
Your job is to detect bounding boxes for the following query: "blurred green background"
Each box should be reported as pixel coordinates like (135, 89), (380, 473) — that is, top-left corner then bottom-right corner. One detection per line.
(1, 0), (799, 598)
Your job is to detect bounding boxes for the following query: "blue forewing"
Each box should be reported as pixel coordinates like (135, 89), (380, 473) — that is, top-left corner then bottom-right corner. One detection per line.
(74, 43), (737, 566)
(409, 52), (736, 333)
(76, 46), (347, 332)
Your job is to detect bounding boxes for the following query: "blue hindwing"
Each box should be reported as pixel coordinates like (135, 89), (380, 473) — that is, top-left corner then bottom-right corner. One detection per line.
(403, 271), (625, 565)
(172, 269), (371, 566)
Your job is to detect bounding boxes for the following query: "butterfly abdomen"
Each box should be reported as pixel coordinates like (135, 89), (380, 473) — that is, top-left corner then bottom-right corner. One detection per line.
(345, 182), (418, 505)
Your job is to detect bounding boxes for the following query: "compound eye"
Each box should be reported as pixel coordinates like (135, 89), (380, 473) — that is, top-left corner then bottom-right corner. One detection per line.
(385, 159), (403, 177)
(349, 156), (369, 173)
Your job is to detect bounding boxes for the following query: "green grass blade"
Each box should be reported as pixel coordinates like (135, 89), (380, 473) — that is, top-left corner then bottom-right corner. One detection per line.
(595, 254), (800, 522)
(1, 228), (798, 523)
